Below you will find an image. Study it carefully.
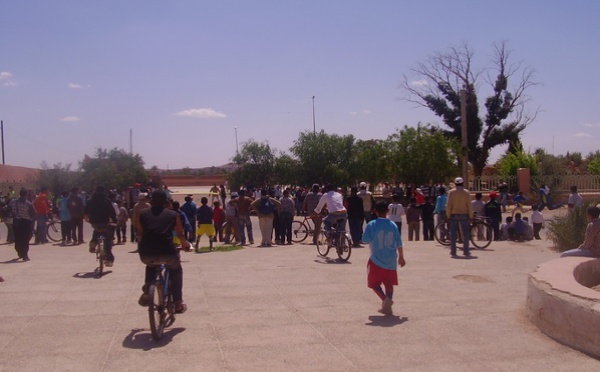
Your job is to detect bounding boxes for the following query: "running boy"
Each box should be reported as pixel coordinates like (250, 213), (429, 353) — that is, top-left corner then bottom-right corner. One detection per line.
(362, 201), (406, 315)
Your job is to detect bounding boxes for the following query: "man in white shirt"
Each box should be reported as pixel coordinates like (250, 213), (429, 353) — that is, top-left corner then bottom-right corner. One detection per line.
(315, 184), (347, 239)
(568, 186), (584, 211)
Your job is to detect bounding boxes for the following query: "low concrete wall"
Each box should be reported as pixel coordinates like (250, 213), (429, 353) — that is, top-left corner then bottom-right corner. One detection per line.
(526, 257), (600, 358)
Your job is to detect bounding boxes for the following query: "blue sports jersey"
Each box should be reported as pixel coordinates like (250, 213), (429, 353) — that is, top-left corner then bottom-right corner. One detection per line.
(362, 218), (402, 270)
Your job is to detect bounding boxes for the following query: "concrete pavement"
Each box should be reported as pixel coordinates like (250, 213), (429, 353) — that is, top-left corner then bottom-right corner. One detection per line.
(0, 219), (599, 371)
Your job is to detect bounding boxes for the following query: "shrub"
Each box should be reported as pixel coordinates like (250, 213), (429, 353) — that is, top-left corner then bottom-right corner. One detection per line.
(547, 202), (598, 252)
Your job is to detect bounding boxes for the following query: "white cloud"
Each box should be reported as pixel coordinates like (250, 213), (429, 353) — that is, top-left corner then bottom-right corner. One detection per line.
(349, 109), (371, 116)
(0, 72), (13, 80)
(410, 79), (428, 86)
(60, 116), (81, 122)
(174, 108), (227, 119)
(68, 83), (82, 89)
(583, 122), (600, 128)
(3, 81), (18, 87)
(362, 109), (371, 114)
(574, 132), (592, 138)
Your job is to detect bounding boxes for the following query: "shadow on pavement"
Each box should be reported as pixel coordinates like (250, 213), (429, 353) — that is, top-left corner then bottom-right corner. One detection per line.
(72, 271), (113, 279)
(365, 315), (408, 327)
(122, 327), (185, 350)
(1, 258), (21, 264)
(313, 258), (352, 265)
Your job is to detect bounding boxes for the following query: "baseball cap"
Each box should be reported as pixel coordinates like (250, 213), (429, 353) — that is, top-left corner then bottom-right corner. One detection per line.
(231, 192), (239, 197)
(359, 182), (367, 187)
(490, 192), (498, 199)
(454, 177), (464, 184)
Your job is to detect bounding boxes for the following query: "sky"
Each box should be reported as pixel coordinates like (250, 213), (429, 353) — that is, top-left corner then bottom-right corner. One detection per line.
(1, 1), (599, 170)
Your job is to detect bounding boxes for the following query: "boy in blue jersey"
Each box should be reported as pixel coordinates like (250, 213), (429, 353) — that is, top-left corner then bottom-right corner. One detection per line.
(362, 201), (406, 315)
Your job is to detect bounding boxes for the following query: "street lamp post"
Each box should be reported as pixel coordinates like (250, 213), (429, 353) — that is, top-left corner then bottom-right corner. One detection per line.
(234, 126), (239, 154)
(312, 96), (316, 134)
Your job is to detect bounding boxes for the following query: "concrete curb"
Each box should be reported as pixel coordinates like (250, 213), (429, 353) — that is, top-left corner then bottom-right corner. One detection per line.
(527, 257), (600, 358)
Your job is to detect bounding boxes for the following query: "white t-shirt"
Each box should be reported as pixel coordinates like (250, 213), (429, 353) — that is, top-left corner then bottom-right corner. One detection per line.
(387, 203), (405, 223)
(568, 193), (583, 208)
(314, 191), (346, 214)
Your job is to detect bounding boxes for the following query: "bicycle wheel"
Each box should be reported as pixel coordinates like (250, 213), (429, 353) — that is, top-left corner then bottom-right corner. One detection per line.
(336, 233), (352, 261)
(96, 240), (104, 278)
(47, 221), (62, 242)
(164, 284), (176, 328)
(315, 231), (330, 257)
(434, 222), (450, 246)
(291, 221), (309, 243)
(148, 282), (166, 340)
(470, 221), (493, 249)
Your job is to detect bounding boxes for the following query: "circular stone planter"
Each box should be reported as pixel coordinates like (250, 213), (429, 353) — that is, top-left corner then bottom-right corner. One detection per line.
(526, 257), (600, 358)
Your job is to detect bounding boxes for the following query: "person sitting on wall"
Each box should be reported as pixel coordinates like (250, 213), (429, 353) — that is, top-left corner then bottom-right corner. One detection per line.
(561, 206), (600, 258)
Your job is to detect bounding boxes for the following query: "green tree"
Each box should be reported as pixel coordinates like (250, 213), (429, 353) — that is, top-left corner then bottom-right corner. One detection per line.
(402, 42), (539, 176)
(228, 140), (276, 189)
(37, 162), (80, 199)
(534, 149), (569, 175)
(290, 131), (356, 186)
(496, 143), (539, 177)
(79, 148), (147, 191)
(386, 125), (459, 185)
(353, 140), (390, 188)
(273, 153), (300, 186)
(588, 158), (600, 175)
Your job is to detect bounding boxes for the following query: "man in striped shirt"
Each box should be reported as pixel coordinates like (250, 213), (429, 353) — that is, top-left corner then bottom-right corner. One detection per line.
(8, 188), (37, 261)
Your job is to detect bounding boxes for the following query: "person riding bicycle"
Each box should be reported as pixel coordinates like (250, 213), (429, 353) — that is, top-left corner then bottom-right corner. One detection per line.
(136, 190), (191, 314)
(84, 186), (117, 266)
(314, 184), (347, 241)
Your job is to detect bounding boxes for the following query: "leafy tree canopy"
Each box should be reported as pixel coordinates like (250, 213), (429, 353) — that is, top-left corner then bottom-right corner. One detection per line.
(79, 148), (147, 191)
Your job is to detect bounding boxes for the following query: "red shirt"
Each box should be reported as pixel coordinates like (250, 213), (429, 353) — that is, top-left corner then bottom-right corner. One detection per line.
(213, 207), (225, 225)
(33, 193), (51, 215)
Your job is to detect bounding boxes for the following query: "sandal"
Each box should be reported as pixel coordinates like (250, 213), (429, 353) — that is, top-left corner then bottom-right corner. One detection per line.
(175, 303), (188, 314)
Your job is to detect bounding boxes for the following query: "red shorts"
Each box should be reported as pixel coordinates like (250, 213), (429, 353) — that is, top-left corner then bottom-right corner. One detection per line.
(367, 259), (398, 288)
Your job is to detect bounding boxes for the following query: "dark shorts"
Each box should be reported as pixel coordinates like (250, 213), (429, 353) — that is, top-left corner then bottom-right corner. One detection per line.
(367, 259), (398, 288)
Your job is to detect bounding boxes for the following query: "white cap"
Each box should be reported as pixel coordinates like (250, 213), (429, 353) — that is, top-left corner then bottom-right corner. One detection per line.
(359, 182), (367, 187)
(454, 177), (464, 184)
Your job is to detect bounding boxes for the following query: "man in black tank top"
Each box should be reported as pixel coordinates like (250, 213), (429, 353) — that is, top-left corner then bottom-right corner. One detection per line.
(136, 190), (191, 313)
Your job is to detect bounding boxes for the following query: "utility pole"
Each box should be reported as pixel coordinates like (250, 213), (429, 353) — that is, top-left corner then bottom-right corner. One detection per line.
(234, 126), (239, 155)
(460, 88), (468, 186)
(129, 129), (133, 154)
(312, 96), (316, 134)
(1, 120), (5, 165)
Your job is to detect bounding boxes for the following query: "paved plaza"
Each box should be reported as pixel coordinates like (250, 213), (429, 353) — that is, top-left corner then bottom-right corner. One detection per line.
(0, 218), (599, 371)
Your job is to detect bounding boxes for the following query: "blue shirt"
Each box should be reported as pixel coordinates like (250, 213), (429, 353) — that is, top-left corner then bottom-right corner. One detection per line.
(362, 218), (402, 270)
(434, 195), (447, 214)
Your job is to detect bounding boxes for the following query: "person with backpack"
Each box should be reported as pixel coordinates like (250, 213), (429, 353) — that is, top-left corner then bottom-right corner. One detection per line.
(251, 189), (281, 247)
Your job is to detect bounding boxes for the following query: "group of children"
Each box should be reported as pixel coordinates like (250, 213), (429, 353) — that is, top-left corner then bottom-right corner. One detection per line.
(500, 205), (545, 241)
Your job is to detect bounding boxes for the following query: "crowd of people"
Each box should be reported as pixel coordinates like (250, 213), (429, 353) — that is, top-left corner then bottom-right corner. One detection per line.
(2, 178), (599, 315)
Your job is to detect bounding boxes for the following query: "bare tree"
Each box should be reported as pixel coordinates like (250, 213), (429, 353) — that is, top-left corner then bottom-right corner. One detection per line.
(401, 42), (539, 176)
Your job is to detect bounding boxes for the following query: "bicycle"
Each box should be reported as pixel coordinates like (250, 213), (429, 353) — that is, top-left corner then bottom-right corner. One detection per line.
(315, 218), (351, 261)
(30, 218), (62, 243)
(94, 228), (108, 278)
(148, 263), (176, 340)
(291, 215), (315, 243)
(46, 219), (62, 242)
(434, 216), (493, 249)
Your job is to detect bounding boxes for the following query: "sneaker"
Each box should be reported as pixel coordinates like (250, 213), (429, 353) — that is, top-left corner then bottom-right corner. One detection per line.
(378, 298), (394, 315)
(138, 293), (151, 307)
(89, 242), (97, 253)
(104, 260), (114, 267)
(249, 240), (254, 245)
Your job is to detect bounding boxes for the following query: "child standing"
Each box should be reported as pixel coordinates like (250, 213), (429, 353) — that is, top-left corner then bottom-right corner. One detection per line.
(196, 197), (215, 251)
(405, 197), (421, 241)
(116, 200), (128, 244)
(362, 201), (406, 315)
(213, 201), (225, 243)
(387, 194), (405, 235)
(530, 204), (545, 240)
